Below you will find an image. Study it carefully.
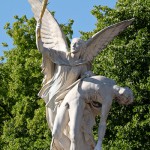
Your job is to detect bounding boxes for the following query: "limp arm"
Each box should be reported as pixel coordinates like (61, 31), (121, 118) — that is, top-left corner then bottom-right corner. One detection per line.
(94, 99), (112, 150)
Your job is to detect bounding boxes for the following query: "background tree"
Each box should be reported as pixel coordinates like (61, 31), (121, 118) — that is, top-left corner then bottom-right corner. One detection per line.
(0, 0), (149, 149)
(0, 15), (73, 150)
(81, 0), (149, 149)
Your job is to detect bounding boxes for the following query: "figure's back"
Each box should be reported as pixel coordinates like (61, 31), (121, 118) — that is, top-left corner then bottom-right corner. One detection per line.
(64, 75), (116, 107)
(79, 75), (116, 94)
(83, 75), (116, 85)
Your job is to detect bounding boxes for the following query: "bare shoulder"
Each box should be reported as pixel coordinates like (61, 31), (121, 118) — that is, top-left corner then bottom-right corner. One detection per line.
(83, 75), (116, 86)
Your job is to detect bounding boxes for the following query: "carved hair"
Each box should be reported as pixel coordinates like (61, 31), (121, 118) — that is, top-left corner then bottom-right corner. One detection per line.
(114, 85), (134, 105)
(71, 38), (86, 53)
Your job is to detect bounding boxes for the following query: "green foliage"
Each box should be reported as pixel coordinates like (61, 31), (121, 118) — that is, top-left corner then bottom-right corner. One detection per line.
(60, 19), (74, 46)
(1, 43), (8, 47)
(0, 16), (51, 149)
(0, 0), (149, 149)
(81, 0), (150, 149)
(0, 12), (74, 149)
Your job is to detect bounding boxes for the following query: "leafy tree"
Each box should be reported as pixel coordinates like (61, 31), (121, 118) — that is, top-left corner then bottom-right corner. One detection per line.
(0, 0), (149, 149)
(81, 0), (149, 149)
(0, 15), (73, 150)
(0, 15), (49, 150)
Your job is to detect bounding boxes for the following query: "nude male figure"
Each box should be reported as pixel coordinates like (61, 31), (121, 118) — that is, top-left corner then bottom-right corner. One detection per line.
(52, 75), (133, 150)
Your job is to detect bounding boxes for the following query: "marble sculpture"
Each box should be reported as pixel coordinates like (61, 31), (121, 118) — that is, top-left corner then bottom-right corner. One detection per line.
(28, 0), (134, 149)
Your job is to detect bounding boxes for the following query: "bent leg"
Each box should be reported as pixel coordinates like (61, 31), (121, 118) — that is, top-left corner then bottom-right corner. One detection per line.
(46, 107), (56, 131)
(52, 103), (70, 150)
(69, 98), (85, 150)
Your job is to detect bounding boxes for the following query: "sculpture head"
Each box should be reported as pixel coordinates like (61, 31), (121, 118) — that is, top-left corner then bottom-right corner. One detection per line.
(118, 87), (134, 105)
(70, 38), (86, 54)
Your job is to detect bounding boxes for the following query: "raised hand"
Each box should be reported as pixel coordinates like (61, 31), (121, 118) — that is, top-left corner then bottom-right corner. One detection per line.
(36, 19), (41, 39)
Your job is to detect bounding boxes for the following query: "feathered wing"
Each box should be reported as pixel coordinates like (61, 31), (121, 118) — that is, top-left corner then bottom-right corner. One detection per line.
(28, 0), (69, 51)
(83, 19), (134, 62)
(28, 0), (69, 84)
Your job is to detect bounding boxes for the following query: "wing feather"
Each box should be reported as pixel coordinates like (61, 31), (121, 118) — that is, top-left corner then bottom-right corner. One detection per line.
(28, 0), (69, 86)
(28, 0), (69, 52)
(83, 19), (134, 61)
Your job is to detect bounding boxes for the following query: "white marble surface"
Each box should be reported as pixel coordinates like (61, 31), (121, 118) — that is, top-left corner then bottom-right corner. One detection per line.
(28, 0), (134, 149)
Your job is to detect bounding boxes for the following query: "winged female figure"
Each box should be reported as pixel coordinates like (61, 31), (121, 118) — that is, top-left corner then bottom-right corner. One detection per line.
(28, 0), (134, 144)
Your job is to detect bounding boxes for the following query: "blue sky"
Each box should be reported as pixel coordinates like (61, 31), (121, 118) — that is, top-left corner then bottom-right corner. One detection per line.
(0, 0), (117, 56)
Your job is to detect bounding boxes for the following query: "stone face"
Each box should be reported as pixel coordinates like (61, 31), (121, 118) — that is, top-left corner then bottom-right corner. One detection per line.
(28, 0), (134, 149)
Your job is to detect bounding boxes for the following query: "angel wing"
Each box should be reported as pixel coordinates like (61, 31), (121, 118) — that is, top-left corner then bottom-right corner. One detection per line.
(83, 19), (134, 62)
(28, 0), (69, 52)
(28, 0), (69, 85)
